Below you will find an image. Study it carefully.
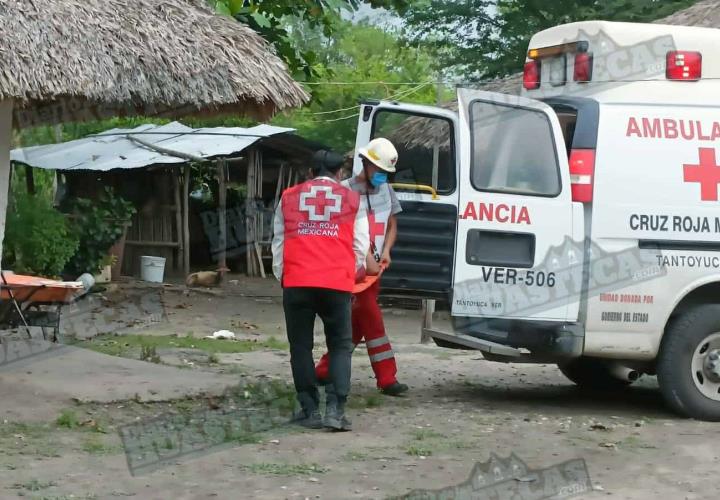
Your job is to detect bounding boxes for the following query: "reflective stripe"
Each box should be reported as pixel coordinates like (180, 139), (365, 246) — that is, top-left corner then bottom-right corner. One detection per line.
(369, 349), (394, 363)
(366, 335), (390, 349)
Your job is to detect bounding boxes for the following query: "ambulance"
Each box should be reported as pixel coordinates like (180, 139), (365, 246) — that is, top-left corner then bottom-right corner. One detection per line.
(354, 21), (720, 421)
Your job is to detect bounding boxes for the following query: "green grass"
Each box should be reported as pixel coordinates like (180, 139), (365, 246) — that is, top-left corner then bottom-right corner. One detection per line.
(71, 334), (289, 359)
(11, 479), (57, 491)
(0, 421), (52, 439)
(347, 392), (384, 409)
(406, 445), (433, 457)
(55, 410), (79, 429)
(240, 462), (328, 476)
(81, 435), (121, 455)
(411, 429), (445, 441)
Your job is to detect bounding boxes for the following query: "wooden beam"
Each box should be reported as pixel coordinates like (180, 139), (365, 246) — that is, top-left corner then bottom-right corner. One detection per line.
(174, 170), (183, 272)
(0, 100), (12, 265)
(183, 165), (191, 276)
(217, 158), (227, 276)
(127, 135), (204, 163)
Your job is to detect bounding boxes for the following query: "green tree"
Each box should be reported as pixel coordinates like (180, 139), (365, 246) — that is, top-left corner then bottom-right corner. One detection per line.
(211, 0), (409, 78)
(403, 0), (702, 80)
(271, 20), (446, 152)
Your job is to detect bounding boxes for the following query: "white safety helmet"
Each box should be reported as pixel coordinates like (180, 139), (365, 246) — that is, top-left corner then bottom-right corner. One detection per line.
(358, 137), (398, 173)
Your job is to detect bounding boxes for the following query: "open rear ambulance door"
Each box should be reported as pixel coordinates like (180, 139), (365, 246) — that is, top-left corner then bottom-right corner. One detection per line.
(452, 89), (582, 324)
(354, 101), (459, 299)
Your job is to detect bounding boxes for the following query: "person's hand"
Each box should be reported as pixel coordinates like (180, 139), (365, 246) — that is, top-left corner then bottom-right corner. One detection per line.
(355, 266), (367, 283)
(381, 250), (392, 269)
(366, 254), (381, 276)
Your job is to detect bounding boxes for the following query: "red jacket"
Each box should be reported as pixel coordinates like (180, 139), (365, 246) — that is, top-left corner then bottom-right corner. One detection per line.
(271, 177), (369, 292)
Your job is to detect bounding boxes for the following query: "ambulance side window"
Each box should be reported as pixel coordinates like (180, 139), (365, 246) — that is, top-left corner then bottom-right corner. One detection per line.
(372, 110), (455, 194)
(470, 101), (560, 197)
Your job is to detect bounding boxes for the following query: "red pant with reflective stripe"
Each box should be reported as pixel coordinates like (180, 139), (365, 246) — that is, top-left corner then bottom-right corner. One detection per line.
(315, 280), (397, 389)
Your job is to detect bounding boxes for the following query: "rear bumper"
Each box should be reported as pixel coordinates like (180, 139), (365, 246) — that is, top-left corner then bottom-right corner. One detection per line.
(426, 318), (584, 363)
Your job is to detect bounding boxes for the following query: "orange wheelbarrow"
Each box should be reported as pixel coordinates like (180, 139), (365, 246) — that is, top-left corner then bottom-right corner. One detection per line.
(0, 272), (85, 342)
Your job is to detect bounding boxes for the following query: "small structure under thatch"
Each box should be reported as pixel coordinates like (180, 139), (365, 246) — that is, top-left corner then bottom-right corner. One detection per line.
(11, 122), (323, 278)
(0, 0), (309, 264)
(392, 0), (720, 151)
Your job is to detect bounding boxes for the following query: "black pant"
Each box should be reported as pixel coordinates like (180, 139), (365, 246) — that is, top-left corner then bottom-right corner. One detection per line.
(283, 287), (352, 410)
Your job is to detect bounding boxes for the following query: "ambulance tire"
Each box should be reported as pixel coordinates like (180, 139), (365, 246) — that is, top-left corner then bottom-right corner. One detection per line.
(657, 305), (720, 422)
(558, 358), (632, 391)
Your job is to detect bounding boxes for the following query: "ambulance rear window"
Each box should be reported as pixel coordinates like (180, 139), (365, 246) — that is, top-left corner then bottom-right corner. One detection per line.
(372, 110), (455, 194)
(469, 101), (560, 197)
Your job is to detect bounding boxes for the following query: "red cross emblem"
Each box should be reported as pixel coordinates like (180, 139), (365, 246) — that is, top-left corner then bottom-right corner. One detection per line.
(299, 185), (342, 221)
(684, 148), (720, 201)
(368, 211), (386, 245)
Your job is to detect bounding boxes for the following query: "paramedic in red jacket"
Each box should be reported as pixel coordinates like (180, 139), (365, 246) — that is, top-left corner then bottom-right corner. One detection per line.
(316, 138), (409, 396)
(272, 150), (370, 431)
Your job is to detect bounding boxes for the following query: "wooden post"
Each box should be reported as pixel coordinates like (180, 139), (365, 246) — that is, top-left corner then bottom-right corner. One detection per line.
(174, 170), (183, 272)
(183, 165), (190, 276)
(0, 100), (13, 266)
(217, 158), (227, 276)
(25, 166), (35, 195)
(421, 299), (435, 344)
(245, 149), (257, 276)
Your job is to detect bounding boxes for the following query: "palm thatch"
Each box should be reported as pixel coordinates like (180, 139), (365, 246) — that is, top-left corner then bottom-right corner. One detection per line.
(393, 0), (720, 151)
(655, 0), (720, 27)
(1, 0), (309, 128)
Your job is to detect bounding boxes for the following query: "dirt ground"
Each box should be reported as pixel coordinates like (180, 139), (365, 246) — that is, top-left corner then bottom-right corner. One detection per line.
(0, 276), (717, 500)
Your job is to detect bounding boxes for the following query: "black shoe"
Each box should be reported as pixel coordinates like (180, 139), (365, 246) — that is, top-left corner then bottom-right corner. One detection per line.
(323, 404), (352, 432)
(289, 409), (323, 429)
(380, 382), (409, 396)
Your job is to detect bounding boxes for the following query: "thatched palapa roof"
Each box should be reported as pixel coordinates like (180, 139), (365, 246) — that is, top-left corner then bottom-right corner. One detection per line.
(2, 0), (309, 127)
(393, 0), (720, 150)
(654, 0), (720, 26)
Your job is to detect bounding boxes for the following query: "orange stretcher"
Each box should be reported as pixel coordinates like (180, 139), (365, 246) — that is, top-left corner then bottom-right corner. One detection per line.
(353, 263), (387, 294)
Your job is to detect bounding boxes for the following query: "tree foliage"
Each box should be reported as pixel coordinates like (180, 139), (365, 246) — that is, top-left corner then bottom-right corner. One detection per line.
(403, 0), (702, 80)
(270, 19), (445, 152)
(210, 0), (409, 77)
(4, 191), (79, 278)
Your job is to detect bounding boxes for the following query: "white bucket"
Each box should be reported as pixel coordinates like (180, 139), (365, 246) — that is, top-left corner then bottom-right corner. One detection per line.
(140, 255), (166, 283)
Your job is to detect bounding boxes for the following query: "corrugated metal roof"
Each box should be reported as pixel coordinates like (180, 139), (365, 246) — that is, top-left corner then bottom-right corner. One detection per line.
(10, 121), (296, 171)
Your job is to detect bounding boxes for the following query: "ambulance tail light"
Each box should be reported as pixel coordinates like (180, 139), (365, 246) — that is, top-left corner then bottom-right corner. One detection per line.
(569, 149), (595, 203)
(666, 51), (702, 81)
(573, 52), (593, 82)
(523, 60), (541, 90)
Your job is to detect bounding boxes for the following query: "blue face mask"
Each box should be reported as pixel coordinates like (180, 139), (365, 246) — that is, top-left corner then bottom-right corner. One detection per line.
(370, 171), (388, 187)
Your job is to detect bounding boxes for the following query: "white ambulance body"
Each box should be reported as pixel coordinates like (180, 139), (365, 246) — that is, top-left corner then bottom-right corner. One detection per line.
(355, 21), (720, 420)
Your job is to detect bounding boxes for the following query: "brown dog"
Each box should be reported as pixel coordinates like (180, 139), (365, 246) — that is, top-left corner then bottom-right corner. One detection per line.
(185, 267), (229, 287)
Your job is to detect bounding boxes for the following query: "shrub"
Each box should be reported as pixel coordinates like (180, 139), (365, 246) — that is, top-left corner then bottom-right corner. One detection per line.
(64, 187), (136, 275)
(3, 192), (79, 277)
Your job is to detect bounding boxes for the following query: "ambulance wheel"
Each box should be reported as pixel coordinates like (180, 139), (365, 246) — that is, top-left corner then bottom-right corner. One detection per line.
(658, 305), (720, 421)
(558, 358), (632, 390)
